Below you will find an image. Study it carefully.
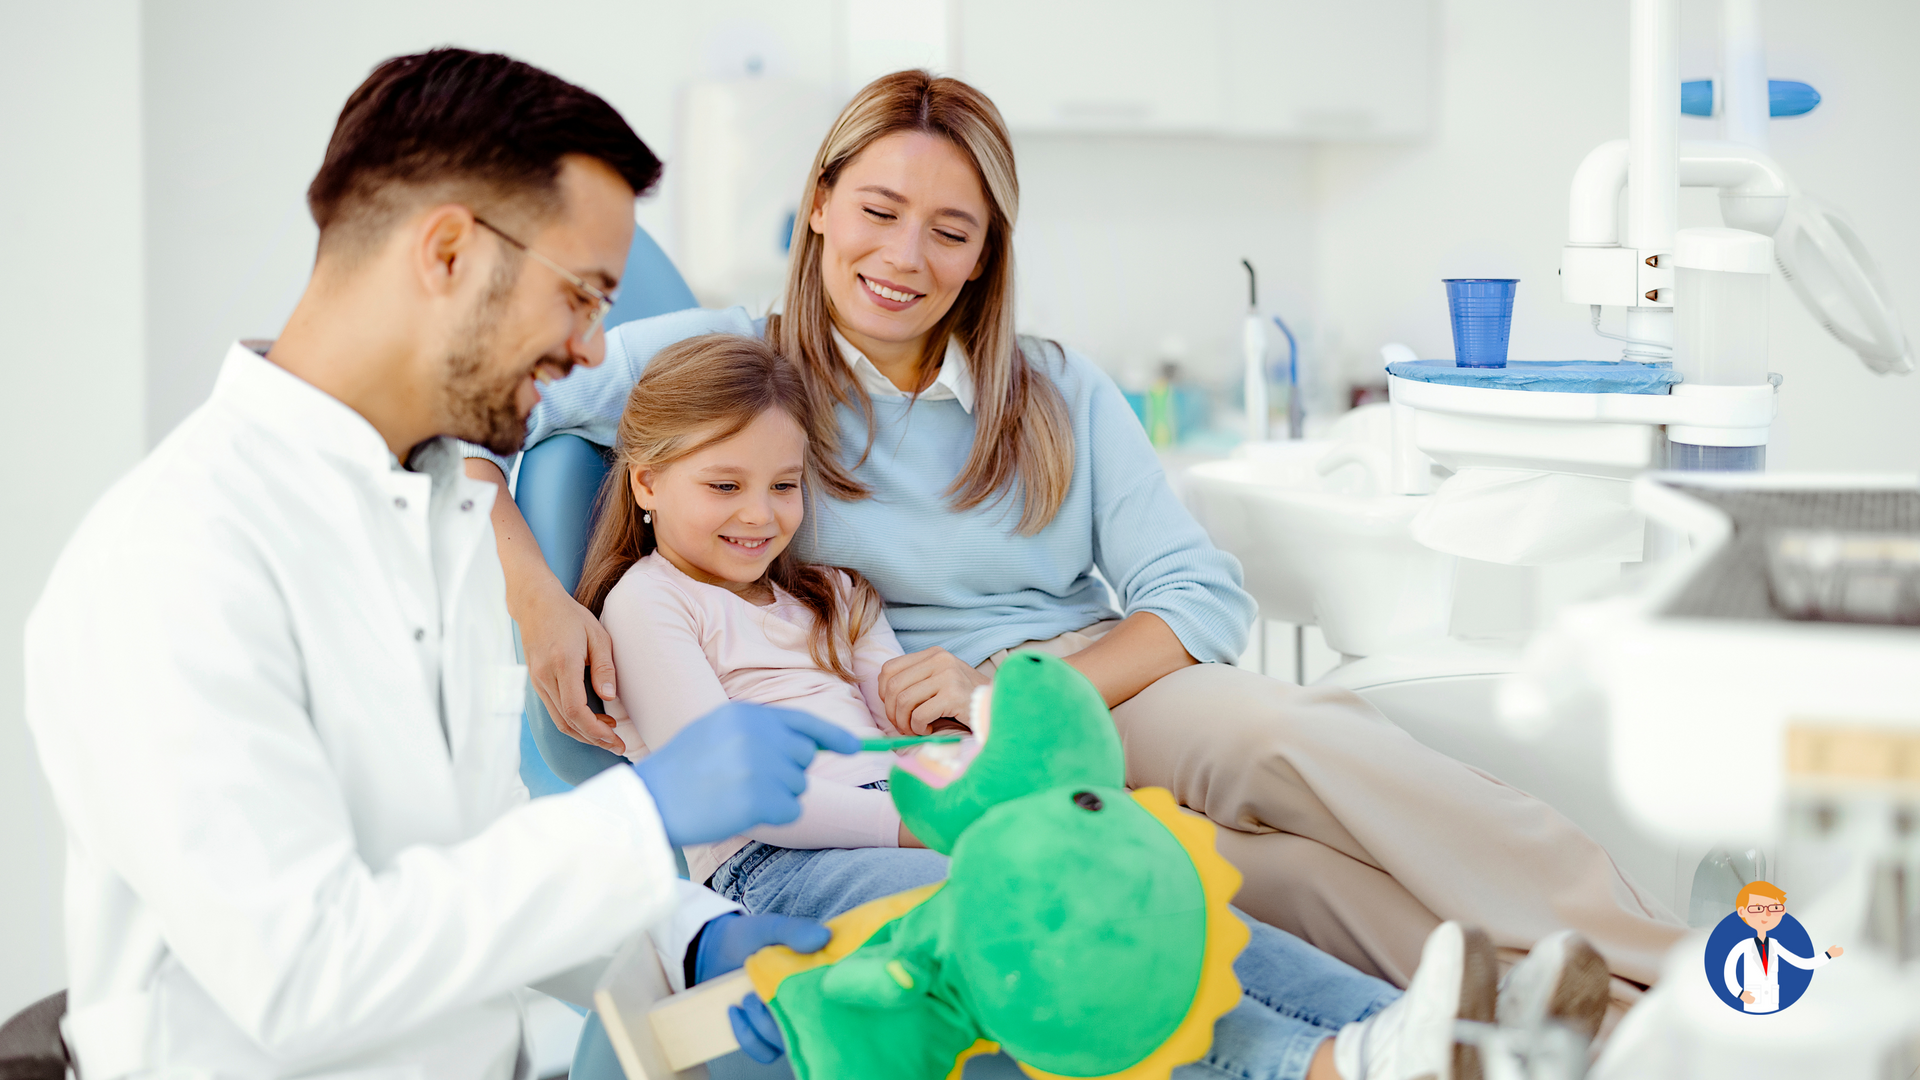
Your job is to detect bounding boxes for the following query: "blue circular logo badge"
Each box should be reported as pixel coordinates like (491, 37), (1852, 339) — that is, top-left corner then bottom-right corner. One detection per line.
(1703, 912), (1817, 1013)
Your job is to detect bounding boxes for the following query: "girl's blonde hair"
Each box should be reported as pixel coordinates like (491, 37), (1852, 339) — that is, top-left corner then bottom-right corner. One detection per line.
(770, 69), (1073, 535)
(574, 334), (882, 682)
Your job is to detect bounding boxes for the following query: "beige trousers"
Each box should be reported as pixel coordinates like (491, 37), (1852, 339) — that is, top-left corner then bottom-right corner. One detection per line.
(981, 623), (1685, 1017)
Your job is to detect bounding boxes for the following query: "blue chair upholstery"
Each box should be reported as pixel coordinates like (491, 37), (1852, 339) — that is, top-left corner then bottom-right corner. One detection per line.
(606, 222), (699, 327)
(517, 224), (698, 792)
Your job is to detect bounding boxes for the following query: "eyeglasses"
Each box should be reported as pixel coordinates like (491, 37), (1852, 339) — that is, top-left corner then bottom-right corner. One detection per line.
(472, 216), (617, 342)
(1744, 903), (1786, 914)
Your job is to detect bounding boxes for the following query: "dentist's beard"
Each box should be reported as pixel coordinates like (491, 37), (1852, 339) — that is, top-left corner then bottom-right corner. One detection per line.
(440, 261), (553, 457)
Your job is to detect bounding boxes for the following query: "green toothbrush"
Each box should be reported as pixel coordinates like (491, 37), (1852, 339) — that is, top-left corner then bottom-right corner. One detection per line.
(858, 734), (967, 752)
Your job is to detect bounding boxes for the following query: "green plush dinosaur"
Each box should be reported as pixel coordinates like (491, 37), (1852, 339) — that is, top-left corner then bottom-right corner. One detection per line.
(746, 652), (1248, 1080)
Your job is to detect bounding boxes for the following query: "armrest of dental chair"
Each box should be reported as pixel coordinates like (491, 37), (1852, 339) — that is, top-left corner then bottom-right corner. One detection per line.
(517, 434), (629, 788)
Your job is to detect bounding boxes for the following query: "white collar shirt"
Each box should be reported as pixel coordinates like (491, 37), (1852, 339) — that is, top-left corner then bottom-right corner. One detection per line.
(832, 327), (975, 412)
(25, 344), (730, 1080)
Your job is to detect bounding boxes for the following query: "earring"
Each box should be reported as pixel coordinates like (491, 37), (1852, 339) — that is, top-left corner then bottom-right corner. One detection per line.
(642, 510), (652, 524)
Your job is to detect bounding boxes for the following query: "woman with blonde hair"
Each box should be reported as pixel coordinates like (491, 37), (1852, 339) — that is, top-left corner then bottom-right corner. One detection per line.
(466, 69), (1681, 1008)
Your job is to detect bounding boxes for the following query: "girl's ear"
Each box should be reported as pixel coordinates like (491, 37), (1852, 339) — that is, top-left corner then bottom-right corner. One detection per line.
(629, 464), (656, 509)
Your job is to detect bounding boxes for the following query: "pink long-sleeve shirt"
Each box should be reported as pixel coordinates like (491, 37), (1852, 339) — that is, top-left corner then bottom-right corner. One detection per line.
(601, 553), (904, 883)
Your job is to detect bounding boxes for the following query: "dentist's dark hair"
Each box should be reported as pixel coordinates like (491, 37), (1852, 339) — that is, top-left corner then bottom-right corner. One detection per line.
(308, 47), (660, 261)
(575, 334), (883, 684)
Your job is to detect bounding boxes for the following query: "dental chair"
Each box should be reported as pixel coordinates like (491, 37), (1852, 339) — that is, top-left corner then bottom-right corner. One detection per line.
(516, 224), (696, 797)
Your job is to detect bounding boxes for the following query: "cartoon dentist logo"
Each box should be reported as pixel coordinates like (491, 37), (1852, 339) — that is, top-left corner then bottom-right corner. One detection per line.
(1703, 880), (1843, 1014)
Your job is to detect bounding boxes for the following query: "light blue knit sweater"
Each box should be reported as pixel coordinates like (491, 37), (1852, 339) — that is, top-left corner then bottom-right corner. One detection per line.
(487, 307), (1254, 666)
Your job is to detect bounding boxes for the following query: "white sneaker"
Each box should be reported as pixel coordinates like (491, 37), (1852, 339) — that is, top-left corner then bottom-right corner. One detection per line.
(1333, 921), (1497, 1080)
(1496, 930), (1610, 1044)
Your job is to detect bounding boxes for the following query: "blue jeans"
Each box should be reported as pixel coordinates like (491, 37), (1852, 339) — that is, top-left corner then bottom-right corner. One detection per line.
(710, 842), (1402, 1080)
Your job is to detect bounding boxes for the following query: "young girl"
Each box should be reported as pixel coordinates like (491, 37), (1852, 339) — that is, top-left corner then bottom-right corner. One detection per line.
(573, 332), (949, 915)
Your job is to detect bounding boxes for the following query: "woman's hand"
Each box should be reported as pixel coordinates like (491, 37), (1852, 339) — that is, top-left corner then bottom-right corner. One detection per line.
(876, 647), (990, 735)
(518, 579), (625, 753)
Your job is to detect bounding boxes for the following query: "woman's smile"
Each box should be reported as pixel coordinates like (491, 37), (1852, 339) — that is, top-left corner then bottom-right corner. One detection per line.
(858, 273), (925, 310)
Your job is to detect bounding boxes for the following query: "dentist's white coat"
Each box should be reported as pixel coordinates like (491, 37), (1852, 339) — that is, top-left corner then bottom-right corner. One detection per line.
(1722, 933), (1830, 1013)
(24, 345), (728, 1080)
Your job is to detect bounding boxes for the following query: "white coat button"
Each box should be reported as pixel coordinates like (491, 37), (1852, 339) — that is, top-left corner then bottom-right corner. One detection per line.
(414, 628), (425, 642)
(460, 499), (474, 511)
(394, 496), (408, 510)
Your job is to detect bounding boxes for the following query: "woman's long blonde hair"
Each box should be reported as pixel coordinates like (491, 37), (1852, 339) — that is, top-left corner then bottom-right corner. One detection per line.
(771, 70), (1073, 535)
(574, 334), (882, 682)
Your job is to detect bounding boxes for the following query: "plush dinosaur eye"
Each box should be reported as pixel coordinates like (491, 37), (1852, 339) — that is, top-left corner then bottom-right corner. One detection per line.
(1072, 791), (1103, 812)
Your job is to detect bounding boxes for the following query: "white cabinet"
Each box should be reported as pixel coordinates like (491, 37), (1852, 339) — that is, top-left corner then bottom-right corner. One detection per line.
(957, 0), (1227, 132)
(954, 0), (1433, 139)
(1219, 0), (1434, 139)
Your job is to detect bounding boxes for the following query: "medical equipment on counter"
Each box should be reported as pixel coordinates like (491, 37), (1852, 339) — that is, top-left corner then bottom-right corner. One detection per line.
(1241, 259), (1269, 442)
(1507, 473), (1920, 1080)
(1272, 313), (1303, 440)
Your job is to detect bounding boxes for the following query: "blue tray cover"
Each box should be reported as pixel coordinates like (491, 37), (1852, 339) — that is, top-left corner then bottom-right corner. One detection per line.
(1386, 359), (1680, 395)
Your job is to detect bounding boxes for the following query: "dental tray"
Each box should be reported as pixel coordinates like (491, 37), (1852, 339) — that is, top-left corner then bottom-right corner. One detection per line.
(1386, 359), (1683, 395)
(1659, 486), (1920, 623)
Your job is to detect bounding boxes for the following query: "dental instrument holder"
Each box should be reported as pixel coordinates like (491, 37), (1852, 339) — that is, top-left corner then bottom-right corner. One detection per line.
(1241, 259), (1269, 442)
(1444, 279), (1519, 368)
(1271, 313), (1303, 440)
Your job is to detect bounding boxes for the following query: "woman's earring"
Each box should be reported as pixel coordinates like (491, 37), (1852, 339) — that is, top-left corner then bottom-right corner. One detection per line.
(642, 510), (652, 525)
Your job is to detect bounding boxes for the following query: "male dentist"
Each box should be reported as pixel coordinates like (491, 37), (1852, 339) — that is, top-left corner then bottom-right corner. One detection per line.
(24, 49), (851, 1079)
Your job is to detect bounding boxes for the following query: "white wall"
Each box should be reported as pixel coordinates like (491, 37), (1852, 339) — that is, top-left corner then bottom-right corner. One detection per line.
(138, 2), (1321, 439)
(0, 0), (146, 1017)
(141, 0), (841, 443)
(1013, 135), (1317, 389)
(1313, 0), (1920, 471)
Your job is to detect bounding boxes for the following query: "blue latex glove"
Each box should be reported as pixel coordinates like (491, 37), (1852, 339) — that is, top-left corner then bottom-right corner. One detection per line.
(694, 912), (834, 1065)
(730, 994), (786, 1064)
(630, 702), (861, 847)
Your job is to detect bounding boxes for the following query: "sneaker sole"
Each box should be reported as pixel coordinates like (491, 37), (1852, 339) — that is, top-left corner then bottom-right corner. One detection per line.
(1452, 926), (1497, 1080)
(1546, 935), (1611, 1043)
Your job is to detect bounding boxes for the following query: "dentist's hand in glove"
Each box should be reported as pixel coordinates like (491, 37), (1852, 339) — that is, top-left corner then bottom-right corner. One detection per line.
(693, 912), (833, 1065)
(630, 702), (861, 847)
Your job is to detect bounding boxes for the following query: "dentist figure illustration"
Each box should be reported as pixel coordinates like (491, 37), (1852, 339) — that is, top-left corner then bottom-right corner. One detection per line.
(1723, 880), (1843, 1013)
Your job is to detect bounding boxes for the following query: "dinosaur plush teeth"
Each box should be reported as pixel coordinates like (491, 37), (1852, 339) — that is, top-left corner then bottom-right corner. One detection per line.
(893, 685), (993, 789)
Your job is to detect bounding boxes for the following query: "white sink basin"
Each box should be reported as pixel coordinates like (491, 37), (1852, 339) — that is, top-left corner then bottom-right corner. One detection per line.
(1185, 439), (1456, 658)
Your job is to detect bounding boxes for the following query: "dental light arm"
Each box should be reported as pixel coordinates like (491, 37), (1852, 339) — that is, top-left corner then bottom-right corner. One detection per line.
(1562, 140), (1910, 375)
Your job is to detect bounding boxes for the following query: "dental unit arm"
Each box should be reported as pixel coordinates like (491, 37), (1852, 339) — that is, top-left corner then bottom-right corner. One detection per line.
(1561, 0), (1914, 378)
